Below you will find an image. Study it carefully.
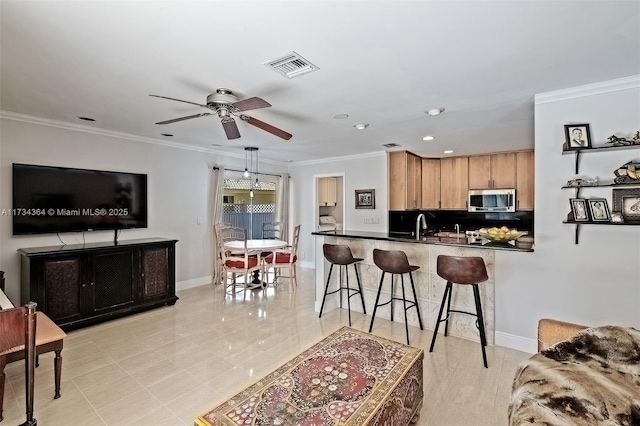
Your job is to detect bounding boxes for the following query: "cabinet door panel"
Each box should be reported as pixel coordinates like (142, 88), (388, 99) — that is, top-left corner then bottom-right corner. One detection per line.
(388, 152), (407, 210)
(92, 251), (135, 312)
(468, 155), (492, 189)
(326, 177), (337, 206)
(421, 158), (441, 209)
(141, 247), (169, 299)
(43, 257), (82, 322)
(516, 151), (535, 210)
(440, 157), (469, 209)
(492, 153), (516, 188)
(407, 154), (422, 209)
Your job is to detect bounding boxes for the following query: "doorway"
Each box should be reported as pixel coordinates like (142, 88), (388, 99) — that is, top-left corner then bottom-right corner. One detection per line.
(315, 173), (346, 232)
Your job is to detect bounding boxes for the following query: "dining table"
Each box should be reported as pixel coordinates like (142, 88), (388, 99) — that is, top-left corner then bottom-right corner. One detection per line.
(223, 239), (288, 286)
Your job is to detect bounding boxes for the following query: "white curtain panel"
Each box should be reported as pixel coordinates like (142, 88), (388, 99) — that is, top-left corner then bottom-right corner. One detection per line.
(276, 173), (290, 243)
(210, 166), (225, 285)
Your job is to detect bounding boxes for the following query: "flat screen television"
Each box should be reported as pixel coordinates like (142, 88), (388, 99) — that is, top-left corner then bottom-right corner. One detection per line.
(12, 163), (148, 235)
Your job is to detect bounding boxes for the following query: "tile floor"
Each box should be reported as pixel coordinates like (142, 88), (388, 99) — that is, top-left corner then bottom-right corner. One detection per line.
(2, 267), (531, 425)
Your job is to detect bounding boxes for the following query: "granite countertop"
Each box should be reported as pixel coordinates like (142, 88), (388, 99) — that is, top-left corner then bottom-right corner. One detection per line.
(312, 229), (534, 252)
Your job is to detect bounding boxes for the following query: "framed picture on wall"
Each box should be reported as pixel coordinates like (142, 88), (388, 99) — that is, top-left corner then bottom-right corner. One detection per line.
(355, 189), (375, 209)
(564, 123), (592, 150)
(570, 198), (589, 222)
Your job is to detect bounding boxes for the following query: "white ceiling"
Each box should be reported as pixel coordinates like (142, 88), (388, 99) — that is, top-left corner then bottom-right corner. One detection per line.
(1, 1), (639, 164)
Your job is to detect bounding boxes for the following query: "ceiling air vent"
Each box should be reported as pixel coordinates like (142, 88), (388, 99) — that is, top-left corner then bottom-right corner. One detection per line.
(383, 143), (401, 148)
(263, 51), (319, 79)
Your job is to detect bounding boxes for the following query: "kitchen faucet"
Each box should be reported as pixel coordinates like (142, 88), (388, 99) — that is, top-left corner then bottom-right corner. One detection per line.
(454, 223), (460, 239)
(416, 213), (427, 240)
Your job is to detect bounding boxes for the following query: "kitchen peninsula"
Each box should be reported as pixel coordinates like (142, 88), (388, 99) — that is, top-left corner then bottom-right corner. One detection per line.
(312, 229), (533, 345)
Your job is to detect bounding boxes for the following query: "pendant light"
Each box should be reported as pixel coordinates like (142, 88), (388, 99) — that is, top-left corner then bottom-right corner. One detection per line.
(243, 148), (250, 178)
(244, 147), (259, 197)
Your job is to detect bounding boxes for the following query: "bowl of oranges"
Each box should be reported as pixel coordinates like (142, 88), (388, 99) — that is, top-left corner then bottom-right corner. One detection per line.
(478, 226), (527, 243)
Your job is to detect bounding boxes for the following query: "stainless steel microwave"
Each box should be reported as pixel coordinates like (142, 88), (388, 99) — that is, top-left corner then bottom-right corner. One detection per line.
(468, 189), (516, 212)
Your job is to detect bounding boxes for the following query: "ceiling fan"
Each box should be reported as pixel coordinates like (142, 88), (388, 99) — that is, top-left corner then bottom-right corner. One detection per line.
(149, 88), (292, 140)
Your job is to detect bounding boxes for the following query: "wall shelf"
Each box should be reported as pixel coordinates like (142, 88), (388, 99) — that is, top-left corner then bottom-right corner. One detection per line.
(562, 144), (640, 174)
(562, 141), (640, 243)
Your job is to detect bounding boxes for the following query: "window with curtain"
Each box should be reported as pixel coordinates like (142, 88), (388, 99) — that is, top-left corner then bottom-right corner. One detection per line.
(222, 178), (277, 239)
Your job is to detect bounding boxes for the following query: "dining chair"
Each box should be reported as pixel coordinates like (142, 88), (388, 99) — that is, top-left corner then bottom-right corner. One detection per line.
(220, 227), (263, 292)
(262, 222), (282, 240)
(214, 223), (232, 285)
(264, 225), (300, 287)
(0, 302), (37, 425)
(0, 273), (66, 425)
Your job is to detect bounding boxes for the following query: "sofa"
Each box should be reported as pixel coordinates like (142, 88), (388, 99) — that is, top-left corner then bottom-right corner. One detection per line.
(508, 318), (640, 425)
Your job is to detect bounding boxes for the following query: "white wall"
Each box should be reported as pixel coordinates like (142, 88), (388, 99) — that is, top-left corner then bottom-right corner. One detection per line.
(0, 116), (287, 302)
(288, 152), (388, 268)
(495, 76), (640, 351)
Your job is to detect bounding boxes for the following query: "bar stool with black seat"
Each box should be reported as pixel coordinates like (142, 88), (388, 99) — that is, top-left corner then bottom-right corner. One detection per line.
(369, 249), (423, 345)
(429, 255), (489, 368)
(318, 244), (367, 326)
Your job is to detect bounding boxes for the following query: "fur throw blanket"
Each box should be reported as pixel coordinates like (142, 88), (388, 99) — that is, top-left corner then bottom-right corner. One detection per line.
(508, 326), (640, 425)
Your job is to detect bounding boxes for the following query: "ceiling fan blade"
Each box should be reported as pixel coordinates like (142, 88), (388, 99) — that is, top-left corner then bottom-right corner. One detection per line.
(232, 97), (271, 112)
(221, 117), (241, 139)
(156, 113), (213, 125)
(149, 94), (209, 108)
(241, 115), (292, 140)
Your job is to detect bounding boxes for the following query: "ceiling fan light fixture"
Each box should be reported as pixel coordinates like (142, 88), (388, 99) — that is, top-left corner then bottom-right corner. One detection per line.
(422, 135), (435, 141)
(353, 123), (369, 130)
(426, 108), (445, 116)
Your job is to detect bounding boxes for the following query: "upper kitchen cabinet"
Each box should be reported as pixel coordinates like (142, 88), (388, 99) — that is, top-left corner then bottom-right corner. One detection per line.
(318, 177), (337, 206)
(440, 157), (469, 209)
(421, 158), (441, 209)
(388, 151), (422, 210)
(468, 153), (516, 189)
(516, 150), (535, 210)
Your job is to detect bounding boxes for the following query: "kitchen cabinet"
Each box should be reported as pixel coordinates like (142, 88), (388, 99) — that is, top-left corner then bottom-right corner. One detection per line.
(421, 158), (441, 209)
(440, 157), (469, 209)
(19, 238), (177, 330)
(318, 177), (337, 206)
(468, 153), (516, 189)
(516, 150), (535, 210)
(388, 151), (422, 210)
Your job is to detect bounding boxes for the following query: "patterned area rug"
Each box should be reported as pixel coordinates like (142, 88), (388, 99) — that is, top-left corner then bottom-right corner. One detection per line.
(195, 326), (423, 426)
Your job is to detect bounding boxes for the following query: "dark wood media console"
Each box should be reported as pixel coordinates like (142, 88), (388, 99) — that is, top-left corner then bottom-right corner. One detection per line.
(19, 237), (178, 330)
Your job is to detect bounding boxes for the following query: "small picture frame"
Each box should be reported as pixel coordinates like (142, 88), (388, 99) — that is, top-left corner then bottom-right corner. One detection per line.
(564, 123), (591, 150)
(621, 195), (640, 222)
(355, 189), (375, 209)
(611, 212), (624, 223)
(570, 198), (589, 222)
(587, 198), (610, 222)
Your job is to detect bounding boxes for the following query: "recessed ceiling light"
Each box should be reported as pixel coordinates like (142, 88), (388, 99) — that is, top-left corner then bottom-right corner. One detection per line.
(77, 116), (95, 122)
(353, 123), (369, 130)
(161, 133), (173, 137)
(333, 113), (349, 119)
(426, 108), (445, 116)
(444, 150), (453, 154)
(422, 135), (435, 141)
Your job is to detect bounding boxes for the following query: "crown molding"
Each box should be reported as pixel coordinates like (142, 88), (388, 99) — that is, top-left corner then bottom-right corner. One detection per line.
(293, 150), (386, 166)
(535, 75), (640, 105)
(0, 110), (286, 165)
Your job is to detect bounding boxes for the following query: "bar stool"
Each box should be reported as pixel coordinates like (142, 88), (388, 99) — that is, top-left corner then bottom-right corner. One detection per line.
(429, 255), (489, 368)
(319, 244), (367, 326)
(369, 249), (423, 345)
